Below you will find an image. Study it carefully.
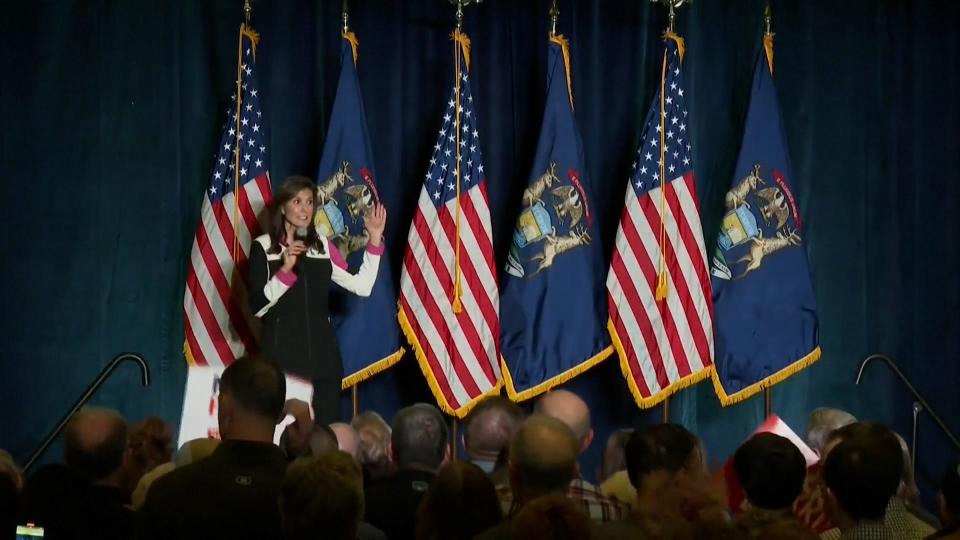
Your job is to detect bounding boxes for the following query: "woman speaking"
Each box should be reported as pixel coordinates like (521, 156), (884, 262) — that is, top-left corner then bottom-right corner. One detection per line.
(248, 176), (386, 425)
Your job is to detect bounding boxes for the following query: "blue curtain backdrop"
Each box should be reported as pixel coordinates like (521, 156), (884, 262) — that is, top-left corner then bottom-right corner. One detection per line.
(2, 0), (958, 501)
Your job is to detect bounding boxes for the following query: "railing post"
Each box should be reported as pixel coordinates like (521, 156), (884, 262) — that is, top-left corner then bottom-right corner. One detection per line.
(23, 353), (150, 472)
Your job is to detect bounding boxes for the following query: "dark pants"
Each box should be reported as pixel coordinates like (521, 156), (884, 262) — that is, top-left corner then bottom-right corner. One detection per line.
(311, 379), (342, 425)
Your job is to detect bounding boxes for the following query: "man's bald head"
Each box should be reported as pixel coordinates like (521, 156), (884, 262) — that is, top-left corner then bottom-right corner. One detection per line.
(64, 407), (128, 481)
(509, 414), (579, 500)
(534, 389), (592, 452)
(330, 422), (361, 461)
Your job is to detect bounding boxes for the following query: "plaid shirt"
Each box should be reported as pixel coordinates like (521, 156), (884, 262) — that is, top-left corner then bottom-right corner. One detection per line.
(836, 521), (895, 540)
(496, 478), (627, 523)
(821, 499), (936, 540)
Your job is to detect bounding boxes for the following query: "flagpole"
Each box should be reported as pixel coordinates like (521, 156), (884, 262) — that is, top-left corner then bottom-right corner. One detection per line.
(451, 418), (459, 459)
(339, 0), (358, 422)
(352, 385), (359, 418)
(764, 388), (772, 417)
(549, 0), (559, 37)
(652, 0), (690, 419)
(650, 0), (689, 33)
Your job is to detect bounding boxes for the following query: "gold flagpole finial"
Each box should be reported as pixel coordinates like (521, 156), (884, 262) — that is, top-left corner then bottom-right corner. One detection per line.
(765, 2), (772, 35)
(243, 0), (253, 25)
(650, 0), (690, 34)
(549, 0), (559, 37)
(448, 0), (481, 31)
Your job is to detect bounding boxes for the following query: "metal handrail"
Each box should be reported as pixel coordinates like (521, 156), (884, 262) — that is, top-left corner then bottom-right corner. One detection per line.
(23, 353), (151, 472)
(855, 353), (960, 454)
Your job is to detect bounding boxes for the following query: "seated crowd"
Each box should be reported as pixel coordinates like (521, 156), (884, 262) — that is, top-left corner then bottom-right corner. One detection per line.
(1, 357), (958, 540)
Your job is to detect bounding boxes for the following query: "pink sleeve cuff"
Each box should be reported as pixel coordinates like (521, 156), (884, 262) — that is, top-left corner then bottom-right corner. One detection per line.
(329, 243), (349, 271)
(275, 269), (297, 287)
(365, 242), (385, 256)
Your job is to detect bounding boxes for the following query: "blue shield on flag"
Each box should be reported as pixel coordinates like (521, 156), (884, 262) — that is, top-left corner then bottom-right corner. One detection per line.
(710, 42), (820, 405)
(317, 34), (403, 388)
(499, 37), (612, 401)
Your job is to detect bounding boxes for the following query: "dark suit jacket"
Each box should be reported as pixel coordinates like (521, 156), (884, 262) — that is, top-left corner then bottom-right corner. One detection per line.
(364, 468), (436, 540)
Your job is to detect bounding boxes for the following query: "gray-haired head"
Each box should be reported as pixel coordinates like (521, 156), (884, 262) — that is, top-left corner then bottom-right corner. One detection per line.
(806, 407), (857, 454)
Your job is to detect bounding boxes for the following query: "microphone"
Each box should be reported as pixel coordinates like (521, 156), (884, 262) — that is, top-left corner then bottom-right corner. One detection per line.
(292, 227), (309, 270)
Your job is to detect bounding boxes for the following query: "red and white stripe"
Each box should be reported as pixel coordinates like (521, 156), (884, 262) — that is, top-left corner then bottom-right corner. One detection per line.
(607, 171), (714, 405)
(184, 173), (272, 368)
(399, 184), (501, 416)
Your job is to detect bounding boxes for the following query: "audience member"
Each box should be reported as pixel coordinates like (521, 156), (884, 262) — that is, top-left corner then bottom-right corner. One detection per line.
(0, 450), (21, 538)
(140, 357), (289, 540)
(598, 428), (635, 509)
(892, 432), (939, 532)
(131, 437), (222, 510)
(19, 407), (136, 540)
(806, 408), (857, 455)
(0, 449), (23, 491)
(364, 403), (450, 540)
(686, 519), (740, 540)
(308, 424), (340, 457)
(511, 494), (591, 540)
(131, 462), (174, 511)
(821, 424), (933, 540)
(732, 432), (815, 539)
(822, 422), (903, 540)
(332, 421), (362, 460)
(174, 437), (221, 467)
(517, 389), (625, 522)
(352, 411), (395, 484)
(932, 462), (960, 540)
(477, 415), (580, 540)
(605, 423), (725, 539)
(281, 451), (365, 540)
(599, 428), (632, 483)
(416, 460), (502, 540)
(463, 396), (525, 484)
(123, 416), (173, 494)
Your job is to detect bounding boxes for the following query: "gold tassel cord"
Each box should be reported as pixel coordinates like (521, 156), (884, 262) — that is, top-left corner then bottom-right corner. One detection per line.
(549, 35), (574, 110)
(451, 30), (471, 314)
(343, 31), (359, 66)
(764, 31), (774, 75)
(233, 25), (261, 266)
(232, 26), (246, 265)
(654, 43), (669, 301)
(654, 32), (687, 302)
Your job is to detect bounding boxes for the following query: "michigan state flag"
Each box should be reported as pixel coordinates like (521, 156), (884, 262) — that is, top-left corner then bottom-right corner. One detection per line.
(709, 33), (820, 404)
(500, 36), (612, 401)
(316, 33), (403, 389)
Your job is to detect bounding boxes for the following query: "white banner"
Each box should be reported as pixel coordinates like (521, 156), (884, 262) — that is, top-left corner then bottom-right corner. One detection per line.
(176, 366), (314, 449)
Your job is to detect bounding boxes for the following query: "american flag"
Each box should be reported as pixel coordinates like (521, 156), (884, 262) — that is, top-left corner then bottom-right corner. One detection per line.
(606, 35), (714, 407)
(184, 26), (272, 368)
(399, 31), (501, 417)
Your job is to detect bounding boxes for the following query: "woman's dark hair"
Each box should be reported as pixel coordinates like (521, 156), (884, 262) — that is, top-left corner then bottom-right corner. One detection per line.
(416, 461), (502, 540)
(267, 175), (323, 254)
(625, 423), (699, 489)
